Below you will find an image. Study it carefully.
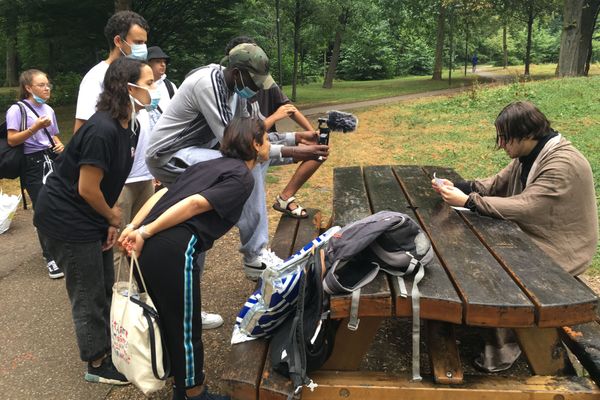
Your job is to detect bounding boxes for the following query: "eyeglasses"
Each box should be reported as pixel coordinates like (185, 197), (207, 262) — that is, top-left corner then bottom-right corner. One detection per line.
(33, 83), (53, 90)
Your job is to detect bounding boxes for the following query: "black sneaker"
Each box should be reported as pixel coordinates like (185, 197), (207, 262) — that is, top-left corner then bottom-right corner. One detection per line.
(85, 356), (129, 385)
(47, 260), (64, 279)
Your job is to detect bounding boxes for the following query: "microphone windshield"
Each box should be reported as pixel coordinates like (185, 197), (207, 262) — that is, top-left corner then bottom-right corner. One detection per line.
(326, 110), (358, 133)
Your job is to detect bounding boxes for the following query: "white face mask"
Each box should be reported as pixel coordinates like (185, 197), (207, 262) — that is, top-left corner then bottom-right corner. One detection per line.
(119, 39), (148, 61)
(128, 83), (161, 111)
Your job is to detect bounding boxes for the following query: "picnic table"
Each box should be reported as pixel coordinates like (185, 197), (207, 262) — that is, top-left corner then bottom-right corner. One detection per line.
(223, 165), (600, 400)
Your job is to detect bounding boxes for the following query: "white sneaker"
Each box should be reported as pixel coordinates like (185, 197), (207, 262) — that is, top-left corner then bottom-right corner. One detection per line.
(47, 260), (64, 279)
(201, 311), (224, 330)
(243, 248), (283, 281)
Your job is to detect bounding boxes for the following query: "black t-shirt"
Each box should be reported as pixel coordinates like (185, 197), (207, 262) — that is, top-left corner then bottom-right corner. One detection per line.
(142, 157), (254, 252)
(34, 111), (135, 242)
(248, 84), (290, 132)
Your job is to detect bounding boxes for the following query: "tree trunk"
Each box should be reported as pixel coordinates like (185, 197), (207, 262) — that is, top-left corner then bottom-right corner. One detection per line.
(432, 2), (446, 80)
(114, 0), (131, 11)
(291, 0), (301, 101)
(322, 9), (349, 89)
(4, 11), (18, 87)
(524, 1), (534, 77)
(558, 0), (600, 76)
(503, 23), (508, 68)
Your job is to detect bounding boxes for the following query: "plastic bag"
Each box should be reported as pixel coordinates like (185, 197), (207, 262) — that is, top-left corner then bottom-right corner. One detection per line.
(0, 191), (21, 234)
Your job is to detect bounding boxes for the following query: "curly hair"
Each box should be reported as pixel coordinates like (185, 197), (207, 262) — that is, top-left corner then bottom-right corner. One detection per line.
(225, 36), (257, 55)
(96, 58), (145, 121)
(104, 11), (149, 50)
(18, 69), (47, 100)
(220, 117), (266, 161)
(495, 101), (552, 147)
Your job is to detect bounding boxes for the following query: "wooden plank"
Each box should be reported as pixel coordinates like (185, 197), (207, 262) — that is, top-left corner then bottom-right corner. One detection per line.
(222, 339), (269, 400)
(332, 166), (371, 226)
(301, 371), (600, 400)
(427, 166), (599, 327)
(560, 322), (600, 386)
(270, 213), (299, 261)
(515, 327), (574, 376)
(321, 317), (384, 370)
(425, 321), (463, 384)
(292, 209), (322, 253)
(363, 165), (462, 324)
(329, 166), (393, 320)
(393, 165), (534, 328)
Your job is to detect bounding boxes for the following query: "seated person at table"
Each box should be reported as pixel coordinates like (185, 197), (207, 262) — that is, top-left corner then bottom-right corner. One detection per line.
(432, 100), (598, 372)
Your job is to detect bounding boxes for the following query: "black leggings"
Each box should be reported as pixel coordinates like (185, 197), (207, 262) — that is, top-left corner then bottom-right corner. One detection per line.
(138, 226), (205, 389)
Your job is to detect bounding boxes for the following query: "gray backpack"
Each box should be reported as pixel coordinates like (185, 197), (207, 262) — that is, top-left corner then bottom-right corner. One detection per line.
(323, 210), (434, 381)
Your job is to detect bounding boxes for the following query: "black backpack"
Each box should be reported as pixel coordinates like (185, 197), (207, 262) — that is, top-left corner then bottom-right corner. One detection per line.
(0, 102), (27, 179)
(269, 248), (336, 397)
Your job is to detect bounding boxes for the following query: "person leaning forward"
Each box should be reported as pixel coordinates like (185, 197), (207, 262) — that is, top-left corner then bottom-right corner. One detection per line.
(432, 100), (598, 373)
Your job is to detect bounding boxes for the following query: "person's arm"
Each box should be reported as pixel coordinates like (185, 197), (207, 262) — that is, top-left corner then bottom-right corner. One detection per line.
(290, 109), (314, 132)
(123, 193), (214, 255)
(78, 165), (121, 227)
(195, 75), (231, 143)
(7, 115), (51, 147)
(117, 187), (168, 246)
(73, 119), (86, 134)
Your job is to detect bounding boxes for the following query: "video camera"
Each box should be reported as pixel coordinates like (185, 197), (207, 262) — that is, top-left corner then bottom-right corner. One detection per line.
(317, 110), (358, 145)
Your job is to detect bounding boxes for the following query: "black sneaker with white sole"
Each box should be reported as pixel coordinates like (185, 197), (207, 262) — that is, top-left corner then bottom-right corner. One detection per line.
(47, 260), (64, 279)
(85, 356), (129, 385)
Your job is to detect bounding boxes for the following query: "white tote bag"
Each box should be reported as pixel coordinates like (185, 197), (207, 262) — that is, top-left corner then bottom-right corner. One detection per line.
(111, 253), (170, 394)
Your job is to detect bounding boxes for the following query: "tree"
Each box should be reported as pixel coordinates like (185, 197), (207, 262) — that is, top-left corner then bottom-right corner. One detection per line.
(323, 6), (350, 89)
(115, 0), (131, 11)
(558, 0), (600, 76)
(432, 1), (446, 80)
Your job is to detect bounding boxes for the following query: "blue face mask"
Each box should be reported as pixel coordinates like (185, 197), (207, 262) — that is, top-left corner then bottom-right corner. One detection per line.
(32, 94), (46, 104)
(234, 72), (257, 99)
(128, 83), (161, 111)
(120, 39), (148, 61)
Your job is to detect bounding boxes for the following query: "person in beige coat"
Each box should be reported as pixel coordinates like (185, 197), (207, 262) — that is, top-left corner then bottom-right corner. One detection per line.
(432, 100), (598, 372)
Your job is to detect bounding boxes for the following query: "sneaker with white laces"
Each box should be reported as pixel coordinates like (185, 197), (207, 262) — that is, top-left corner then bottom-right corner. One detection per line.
(243, 248), (283, 281)
(47, 260), (64, 279)
(201, 311), (224, 329)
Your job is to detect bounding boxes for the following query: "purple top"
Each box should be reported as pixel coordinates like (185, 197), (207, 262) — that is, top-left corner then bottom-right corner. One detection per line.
(6, 99), (59, 155)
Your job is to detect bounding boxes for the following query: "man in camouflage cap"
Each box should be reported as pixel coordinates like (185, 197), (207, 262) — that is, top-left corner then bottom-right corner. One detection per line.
(145, 42), (329, 327)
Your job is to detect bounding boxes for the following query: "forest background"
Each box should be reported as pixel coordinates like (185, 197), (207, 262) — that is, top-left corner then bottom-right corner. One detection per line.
(0, 0), (598, 108)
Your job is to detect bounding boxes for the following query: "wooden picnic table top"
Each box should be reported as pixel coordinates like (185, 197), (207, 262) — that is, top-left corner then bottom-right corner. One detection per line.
(330, 165), (599, 328)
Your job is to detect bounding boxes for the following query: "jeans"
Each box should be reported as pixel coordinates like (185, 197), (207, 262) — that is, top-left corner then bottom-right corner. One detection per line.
(41, 232), (114, 361)
(23, 151), (55, 263)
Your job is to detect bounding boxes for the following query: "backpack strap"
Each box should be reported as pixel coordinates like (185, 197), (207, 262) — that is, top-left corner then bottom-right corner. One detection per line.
(164, 79), (175, 99)
(348, 289), (361, 331)
(16, 103), (28, 210)
(18, 100), (56, 147)
(410, 262), (426, 382)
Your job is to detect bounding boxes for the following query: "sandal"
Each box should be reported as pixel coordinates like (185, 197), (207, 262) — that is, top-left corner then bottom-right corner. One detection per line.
(273, 195), (308, 219)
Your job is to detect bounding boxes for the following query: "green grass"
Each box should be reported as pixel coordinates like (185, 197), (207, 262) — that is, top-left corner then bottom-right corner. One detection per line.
(291, 71), (481, 108)
(383, 76), (600, 273)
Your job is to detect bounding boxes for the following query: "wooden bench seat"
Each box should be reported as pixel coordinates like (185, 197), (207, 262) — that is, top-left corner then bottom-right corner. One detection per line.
(560, 320), (600, 386)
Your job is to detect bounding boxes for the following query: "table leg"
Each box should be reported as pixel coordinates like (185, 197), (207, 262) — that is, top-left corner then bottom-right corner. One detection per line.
(425, 320), (463, 384)
(514, 327), (574, 376)
(321, 317), (384, 370)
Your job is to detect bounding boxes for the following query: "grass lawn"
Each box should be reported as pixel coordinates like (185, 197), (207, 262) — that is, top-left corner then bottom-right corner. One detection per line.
(481, 62), (600, 79)
(265, 75), (600, 274)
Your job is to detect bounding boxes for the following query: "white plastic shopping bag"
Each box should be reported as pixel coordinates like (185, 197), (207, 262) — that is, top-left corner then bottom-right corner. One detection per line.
(0, 191), (21, 234)
(111, 253), (170, 395)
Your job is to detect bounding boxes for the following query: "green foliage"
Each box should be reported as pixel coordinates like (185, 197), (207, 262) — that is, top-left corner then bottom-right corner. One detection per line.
(0, 89), (18, 111)
(397, 37), (434, 75)
(50, 72), (82, 107)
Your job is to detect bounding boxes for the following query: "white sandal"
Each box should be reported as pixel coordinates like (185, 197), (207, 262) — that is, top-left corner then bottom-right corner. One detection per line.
(272, 195), (308, 219)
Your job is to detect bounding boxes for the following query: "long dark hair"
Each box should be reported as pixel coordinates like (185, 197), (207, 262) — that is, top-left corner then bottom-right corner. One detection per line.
(220, 117), (265, 161)
(18, 69), (47, 100)
(495, 101), (552, 147)
(97, 57), (145, 121)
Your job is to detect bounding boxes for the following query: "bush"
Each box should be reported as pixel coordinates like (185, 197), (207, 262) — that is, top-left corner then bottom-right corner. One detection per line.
(50, 72), (82, 106)
(0, 89), (19, 112)
(397, 37), (434, 76)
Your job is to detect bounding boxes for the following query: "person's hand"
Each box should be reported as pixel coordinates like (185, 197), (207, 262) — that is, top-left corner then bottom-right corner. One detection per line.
(117, 224), (136, 249)
(431, 178), (455, 194)
(272, 104), (298, 121)
(121, 229), (145, 256)
(295, 130), (318, 145)
(108, 206), (122, 228)
(52, 141), (64, 154)
(290, 144), (329, 161)
(102, 226), (119, 251)
(438, 185), (469, 207)
(32, 116), (52, 132)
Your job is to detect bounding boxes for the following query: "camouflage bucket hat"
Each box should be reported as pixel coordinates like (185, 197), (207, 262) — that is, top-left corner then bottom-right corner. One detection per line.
(221, 43), (275, 90)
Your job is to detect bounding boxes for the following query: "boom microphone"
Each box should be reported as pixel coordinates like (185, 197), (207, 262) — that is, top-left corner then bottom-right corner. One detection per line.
(317, 110), (358, 145)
